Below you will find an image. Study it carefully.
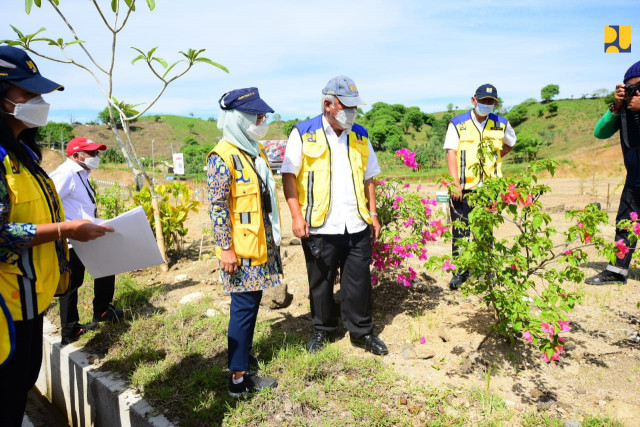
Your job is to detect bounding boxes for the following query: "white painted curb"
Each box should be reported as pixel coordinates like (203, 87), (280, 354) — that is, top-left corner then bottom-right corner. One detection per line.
(36, 317), (175, 427)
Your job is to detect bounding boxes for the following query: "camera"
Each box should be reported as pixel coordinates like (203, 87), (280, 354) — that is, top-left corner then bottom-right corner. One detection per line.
(624, 83), (640, 97)
(261, 189), (272, 213)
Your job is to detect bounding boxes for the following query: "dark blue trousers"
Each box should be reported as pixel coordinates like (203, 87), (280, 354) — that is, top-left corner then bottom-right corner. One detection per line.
(607, 184), (640, 275)
(228, 290), (262, 372)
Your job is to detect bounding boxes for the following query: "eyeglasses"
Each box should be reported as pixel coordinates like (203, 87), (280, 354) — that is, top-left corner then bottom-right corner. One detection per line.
(256, 114), (269, 125)
(81, 150), (100, 157)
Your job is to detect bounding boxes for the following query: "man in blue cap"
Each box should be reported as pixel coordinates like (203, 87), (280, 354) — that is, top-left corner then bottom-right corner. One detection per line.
(443, 84), (517, 290)
(586, 61), (640, 285)
(282, 76), (388, 356)
(208, 87), (282, 396)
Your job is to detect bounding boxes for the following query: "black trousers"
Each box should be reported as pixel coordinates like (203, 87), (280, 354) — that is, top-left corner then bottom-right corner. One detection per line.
(608, 184), (640, 274)
(59, 249), (115, 339)
(449, 190), (474, 277)
(0, 313), (43, 427)
(302, 227), (374, 339)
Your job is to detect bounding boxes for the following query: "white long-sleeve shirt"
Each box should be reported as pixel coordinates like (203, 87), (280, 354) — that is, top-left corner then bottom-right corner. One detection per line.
(282, 116), (381, 235)
(50, 158), (97, 222)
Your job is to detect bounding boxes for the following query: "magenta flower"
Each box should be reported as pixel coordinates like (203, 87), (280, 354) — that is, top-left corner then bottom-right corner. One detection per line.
(540, 323), (555, 335)
(441, 259), (456, 272)
(419, 337), (426, 344)
(440, 179), (451, 188)
(584, 233), (593, 243)
(631, 212), (639, 221)
(378, 179), (386, 185)
(371, 274), (378, 285)
(403, 183), (410, 188)
(522, 331), (533, 343)
(563, 249), (573, 255)
(615, 239), (629, 259)
(634, 222), (640, 236)
(404, 217), (415, 227)
(577, 222), (584, 229)
(500, 184), (520, 205)
(557, 321), (570, 332)
(417, 184), (423, 190)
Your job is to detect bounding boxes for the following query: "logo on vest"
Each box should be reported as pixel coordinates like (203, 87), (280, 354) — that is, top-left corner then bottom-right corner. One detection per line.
(307, 131), (317, 143)
(235, 169), (251, 184)
(459, 122), (467, 131)
(605, 25), (631, 53)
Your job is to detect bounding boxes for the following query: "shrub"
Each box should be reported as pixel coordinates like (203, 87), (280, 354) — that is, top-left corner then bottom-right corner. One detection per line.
(102, 147), (126, 164)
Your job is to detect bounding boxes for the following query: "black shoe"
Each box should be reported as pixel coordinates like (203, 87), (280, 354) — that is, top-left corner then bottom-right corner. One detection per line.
(449, 274), (467, 290)
(228, 373), (277, 397)
(61, 323), (97, 346)
(306, 330), (329, 353)
(350, 334), (389, 356)
(585, 270), (627, 285)
(93, 304), (125, 322)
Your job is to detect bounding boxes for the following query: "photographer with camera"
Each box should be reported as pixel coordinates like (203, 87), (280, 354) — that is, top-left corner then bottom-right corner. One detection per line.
(207, 88), (281, 397)
(282, 76), (387, 356)
(586, 60), (640, 285)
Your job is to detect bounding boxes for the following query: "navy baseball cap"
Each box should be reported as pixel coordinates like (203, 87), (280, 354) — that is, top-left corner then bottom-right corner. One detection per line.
(218, 87), (274, 114)
(0, 46), (64, 94)
(624, 60), (640, 83)
(474, 83), (498, 101)
(322, 75), (365, 107)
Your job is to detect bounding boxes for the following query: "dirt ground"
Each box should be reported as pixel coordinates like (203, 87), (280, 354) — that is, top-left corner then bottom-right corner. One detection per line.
(119, 174), (638, 424)
(38, 149), (640, 423)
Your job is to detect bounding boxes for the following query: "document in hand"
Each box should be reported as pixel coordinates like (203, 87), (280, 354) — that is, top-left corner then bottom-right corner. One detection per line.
(69, 206), (165, 279)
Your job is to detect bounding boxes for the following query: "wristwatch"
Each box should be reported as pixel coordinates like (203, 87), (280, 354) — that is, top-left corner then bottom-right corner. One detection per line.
(221, 243), (232, 250)
(370, 212), (378, 217)
(610, 103), (621, 114)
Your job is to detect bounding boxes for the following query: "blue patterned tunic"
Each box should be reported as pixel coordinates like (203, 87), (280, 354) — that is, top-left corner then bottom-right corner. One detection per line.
(207, 153), (281, 294)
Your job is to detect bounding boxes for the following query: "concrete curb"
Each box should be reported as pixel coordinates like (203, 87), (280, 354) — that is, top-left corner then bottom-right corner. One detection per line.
(36, 317), (175, 427)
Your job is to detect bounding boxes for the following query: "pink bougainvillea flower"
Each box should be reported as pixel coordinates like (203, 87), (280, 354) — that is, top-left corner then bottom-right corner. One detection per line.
(520, 193), (534, 207)
(417, 184), (423, 190)
(419, 337), (426, 344)
(394, 235), (402, 242)
(392, 196), (404, 209)
(540, 323), (555, 336)
(557, 321), (570, 332)
(440, 179), (451, 188)
(404, 217), (415, 227)
(631, 212), (639, 221)
(403, 183), (411, 188)
(577, 222), (584, 229)
(485, 202), (498, 213)
(634, 222), (640, 236)
(563, 249), (573, 255)
(418, 248), (428, 261)
(379, 179), (386, 185)
(501, 184), (520, 205)
(584, 233), (593, 243)
(441, 259), (456, 272)
(408, 267), (417, 280)
(615, 239), (629, 259)
(522, 331), (533, 343)
(371, 274), (378, 285)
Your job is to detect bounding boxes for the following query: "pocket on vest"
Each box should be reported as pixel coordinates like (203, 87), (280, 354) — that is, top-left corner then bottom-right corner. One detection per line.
(232, 185), (259, 215)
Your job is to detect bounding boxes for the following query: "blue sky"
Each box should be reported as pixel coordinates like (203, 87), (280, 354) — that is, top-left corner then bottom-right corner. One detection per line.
(2, 0), (639, 123)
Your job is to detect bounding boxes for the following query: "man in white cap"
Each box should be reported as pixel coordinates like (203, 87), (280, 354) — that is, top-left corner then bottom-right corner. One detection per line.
(282, 76), (387, 355)
(50, 137), (123, 345)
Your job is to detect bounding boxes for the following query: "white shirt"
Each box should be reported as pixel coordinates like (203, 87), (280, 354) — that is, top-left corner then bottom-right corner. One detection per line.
(282, 116), (381, 235)
(50, 158), (97, 222)
(442, 111), (517, 151)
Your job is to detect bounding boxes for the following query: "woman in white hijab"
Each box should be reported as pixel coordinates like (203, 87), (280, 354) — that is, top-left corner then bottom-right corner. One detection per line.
(207, 88), (281, 397)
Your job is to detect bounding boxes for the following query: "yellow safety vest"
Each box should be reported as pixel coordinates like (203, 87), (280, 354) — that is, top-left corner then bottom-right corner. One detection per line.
(210, 140), (280, 267)
(0, 147), (69, 364)
(294, 115), (372, 228)
(450, 111), (507, 190)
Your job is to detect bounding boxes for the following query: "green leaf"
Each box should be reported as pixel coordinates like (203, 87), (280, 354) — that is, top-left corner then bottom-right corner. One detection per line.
(131, 54), (146, 65)
(194, 57), (229, 73)
(25, 0), (33, 15)
(146, 0), (156, 10)
(124, 0), (136, 11)
(34, 0), (41, 7)
(10, 25), (25, 39)
(64, 40), (85, 46)
(532, 214), (543, 231)
(162, 60), (183, 78)
(147, 46), (158, 58)
(152, 57), (168, 68)
(111, 0), (117, 12)
(131, 47), (146, 56)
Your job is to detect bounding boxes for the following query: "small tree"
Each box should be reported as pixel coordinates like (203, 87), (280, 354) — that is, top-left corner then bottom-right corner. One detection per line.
(37, 121), (74, 147)
(541, 84), (560, 102)
(547, 102), (559, 115)
(506, 103), (528, 127)
(5, 0), (229, 271)
(446, 103), (454, 113)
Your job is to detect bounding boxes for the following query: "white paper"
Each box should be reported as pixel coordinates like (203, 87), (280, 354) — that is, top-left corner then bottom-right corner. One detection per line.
(69, 206), (165, 279)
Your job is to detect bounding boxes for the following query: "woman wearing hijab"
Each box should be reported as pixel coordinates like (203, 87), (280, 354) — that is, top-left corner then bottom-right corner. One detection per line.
(207, 88), (281, 397)
(0, 46), (112, 426)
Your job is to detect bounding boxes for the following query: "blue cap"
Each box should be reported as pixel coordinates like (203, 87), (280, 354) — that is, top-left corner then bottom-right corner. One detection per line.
(0, 46), (64, 94)
(474, 83), (498, 100)
(624, 60), (640, 83)
(322, 75), (365, 107)
(218, 87), (274, 114)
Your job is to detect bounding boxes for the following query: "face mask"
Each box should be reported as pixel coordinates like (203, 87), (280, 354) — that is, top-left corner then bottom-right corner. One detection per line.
(82, 155), (101, 170)
(333, 106), (357, 129)
(475, 102), (495, 117)
(4, 95), (50, 128)
(246, 120), (269, 140)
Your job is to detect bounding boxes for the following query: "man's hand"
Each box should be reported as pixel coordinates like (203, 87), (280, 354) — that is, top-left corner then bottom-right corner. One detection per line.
(220, 248), (238, 275)
(451, 182), (463, 202)
(628, 95), (640, 112)
(370, 215), (381, 243)
(292, 215), (310, 238)
(614, 83), (626, 108)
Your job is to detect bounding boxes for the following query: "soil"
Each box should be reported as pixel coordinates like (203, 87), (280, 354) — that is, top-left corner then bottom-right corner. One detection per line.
(124, 175), (640, 423)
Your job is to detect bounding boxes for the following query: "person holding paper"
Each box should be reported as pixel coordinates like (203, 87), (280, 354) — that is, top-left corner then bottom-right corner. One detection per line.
(0, 46), (112, 427)
(50, 137), (123, 346)
(207, 88), (281, 397)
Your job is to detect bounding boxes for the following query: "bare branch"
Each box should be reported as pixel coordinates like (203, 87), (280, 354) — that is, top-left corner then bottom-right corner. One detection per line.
(116, 0), (136, 33)
(48, 0), (108, 74)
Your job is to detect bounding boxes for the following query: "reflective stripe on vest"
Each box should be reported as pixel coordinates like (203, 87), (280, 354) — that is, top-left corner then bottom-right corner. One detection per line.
(0, 147), (68, 322)
(451, 111), (507, 190)
(294, 114), (372, 227)
(210, 140), (274, 266)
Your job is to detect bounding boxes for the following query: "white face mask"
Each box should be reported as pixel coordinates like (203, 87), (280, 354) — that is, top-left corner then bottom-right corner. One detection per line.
(475, 102), (495, 117)
(246, 120), (269, 140)
(334, 106), (357, 129)
(4, 95), (50, 128)
(82, 155), (101, 170)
